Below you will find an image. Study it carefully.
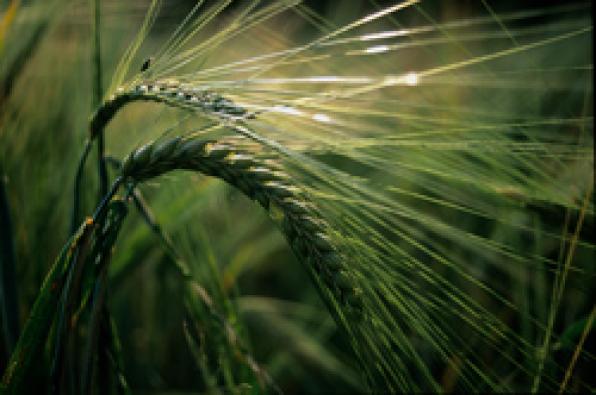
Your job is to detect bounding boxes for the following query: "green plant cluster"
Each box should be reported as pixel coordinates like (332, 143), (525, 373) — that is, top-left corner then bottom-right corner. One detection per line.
(0, 0), (593, 393)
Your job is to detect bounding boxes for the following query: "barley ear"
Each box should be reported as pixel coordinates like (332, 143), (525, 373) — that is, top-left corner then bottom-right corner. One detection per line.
(90, 81), (251, 140)
(121, 136), (363, 312)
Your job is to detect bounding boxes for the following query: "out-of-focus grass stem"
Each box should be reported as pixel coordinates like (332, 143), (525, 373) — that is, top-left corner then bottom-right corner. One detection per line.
(0, 170), (19, 365)
(92, 0), (108, 200)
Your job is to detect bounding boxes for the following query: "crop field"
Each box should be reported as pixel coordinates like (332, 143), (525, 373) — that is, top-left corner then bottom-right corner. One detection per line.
(0, 0), (593, 393)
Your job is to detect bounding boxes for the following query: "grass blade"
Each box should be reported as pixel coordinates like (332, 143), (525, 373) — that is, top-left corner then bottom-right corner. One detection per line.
(1, 218), (95, 393)
(0, 171), (19, 365)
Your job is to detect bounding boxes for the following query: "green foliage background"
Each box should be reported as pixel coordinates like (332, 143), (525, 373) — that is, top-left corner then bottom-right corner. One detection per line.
(0, 0), (593, 393)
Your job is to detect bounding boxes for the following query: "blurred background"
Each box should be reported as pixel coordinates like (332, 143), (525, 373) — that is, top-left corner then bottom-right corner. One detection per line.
(0, 0), (593, 393)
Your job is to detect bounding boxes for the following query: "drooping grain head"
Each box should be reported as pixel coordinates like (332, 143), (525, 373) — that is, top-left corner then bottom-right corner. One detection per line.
(120, 136), (362, 313)
(90, 81), (252, 139)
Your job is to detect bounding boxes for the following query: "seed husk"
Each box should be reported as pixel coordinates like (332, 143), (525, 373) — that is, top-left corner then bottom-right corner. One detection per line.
(205, 143), (231, 159)
(151, 137), (181, 162)
(132, 144), (153, 167)
(334, 271), (352, 291)
(321, 252), (343, 271)
(310, 232), (334, 252)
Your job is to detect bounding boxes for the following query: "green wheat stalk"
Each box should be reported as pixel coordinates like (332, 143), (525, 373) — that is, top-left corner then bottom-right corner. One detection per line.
(1, 1), (593, 393)
(75, 1), (593, 391)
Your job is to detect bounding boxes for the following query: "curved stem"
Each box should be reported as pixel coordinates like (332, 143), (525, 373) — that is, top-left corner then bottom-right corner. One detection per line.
(92, 177), (123, 222)
(0, 170), (19, 363)
(92, 0), (108, 200)
(70, 139), (93, 235)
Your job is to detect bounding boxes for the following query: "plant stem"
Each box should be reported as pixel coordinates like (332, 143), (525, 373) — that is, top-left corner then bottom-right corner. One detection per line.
(532, 182), (594, 392)
(1, 219), (95, 394)
(92, 0), (108, 200)
(0, 170), (19, 365)
(558, 305), (596, 394)
(71, 139), (93, 235)
(92, 177), (123, 222)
